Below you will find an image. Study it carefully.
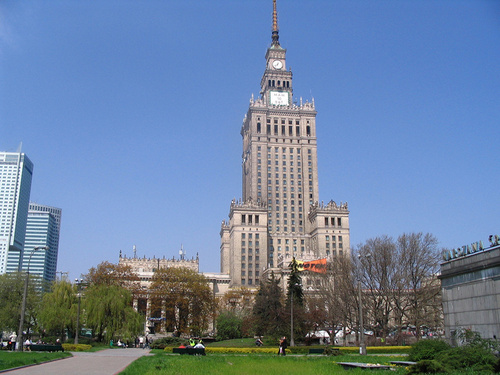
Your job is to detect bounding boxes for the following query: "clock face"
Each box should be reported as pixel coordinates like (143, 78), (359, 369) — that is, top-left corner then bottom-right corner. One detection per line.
(272, 60), (283, 70)
(270, 91), (289, 106)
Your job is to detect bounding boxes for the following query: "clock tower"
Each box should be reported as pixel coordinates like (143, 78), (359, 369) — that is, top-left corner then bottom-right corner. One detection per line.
(261, 0), (292, 107)
(220, 0), (350, 288)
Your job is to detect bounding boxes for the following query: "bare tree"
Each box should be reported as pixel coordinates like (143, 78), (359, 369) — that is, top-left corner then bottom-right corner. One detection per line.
(396, 232), (442, 339)
(312, 255), (357, 345)
(356, 236), (399, 339)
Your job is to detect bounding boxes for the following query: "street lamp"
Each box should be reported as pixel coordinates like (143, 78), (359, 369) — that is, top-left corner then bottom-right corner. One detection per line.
(17, 246), (48, 351)
(357, 253), (370, 356)
(74, 279), (85, 344)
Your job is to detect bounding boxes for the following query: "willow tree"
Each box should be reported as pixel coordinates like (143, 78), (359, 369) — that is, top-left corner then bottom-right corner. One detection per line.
(38, 280), (78, 340)
(149, 267), (214, 336)
(84, 284), (142, 342)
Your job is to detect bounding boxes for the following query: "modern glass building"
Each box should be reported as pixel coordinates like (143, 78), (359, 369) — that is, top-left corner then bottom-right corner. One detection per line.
(0, 151), (34, 274)
(22, 203), (62, 284)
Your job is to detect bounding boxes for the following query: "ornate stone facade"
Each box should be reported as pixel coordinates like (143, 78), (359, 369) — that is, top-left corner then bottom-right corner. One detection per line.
(220, 1), (350, 288)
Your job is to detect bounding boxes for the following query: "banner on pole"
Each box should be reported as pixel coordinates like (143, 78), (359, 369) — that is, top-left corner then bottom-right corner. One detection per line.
(296, 258), (327, 274)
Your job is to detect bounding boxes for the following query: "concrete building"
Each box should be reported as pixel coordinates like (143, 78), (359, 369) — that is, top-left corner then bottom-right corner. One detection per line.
(0, 151), (34, 274)
(22, 203), (62, 284)
(439, 235), (500, 343)
(220, 0), (350, 287)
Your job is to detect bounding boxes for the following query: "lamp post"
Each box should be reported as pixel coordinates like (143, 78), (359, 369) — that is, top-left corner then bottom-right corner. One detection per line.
(74, 279), (85, 345)
(357, 253), (370, 356)
(17, 246), (48, 351)
(358, 279), (366, 355)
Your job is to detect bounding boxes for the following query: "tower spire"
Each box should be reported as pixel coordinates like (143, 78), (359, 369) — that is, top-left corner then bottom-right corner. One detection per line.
(271, 0), (280, 47)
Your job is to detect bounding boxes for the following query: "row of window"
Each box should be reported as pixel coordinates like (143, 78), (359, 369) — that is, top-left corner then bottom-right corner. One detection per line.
(324, 217), (343, 227)
(241, 215), (260, 225)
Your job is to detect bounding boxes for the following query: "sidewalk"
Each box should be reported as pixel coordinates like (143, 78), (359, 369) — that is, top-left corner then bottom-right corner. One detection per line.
(4, 348), (151, 375)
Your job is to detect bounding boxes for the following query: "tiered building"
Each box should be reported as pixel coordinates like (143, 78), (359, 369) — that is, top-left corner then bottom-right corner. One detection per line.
(0, 151), (34, 274)
(220, 0), (350, 288)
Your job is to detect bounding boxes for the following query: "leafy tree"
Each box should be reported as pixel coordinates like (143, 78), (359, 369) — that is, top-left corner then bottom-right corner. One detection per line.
(216, 311), (242, 340)
(84, 284), (141, 342)
(38, 280), (78, 340)
(149, 267), (214, 336)
(85, 261), (141, 297)
(0, 272), (41, 336)
(252, 272), (285, 337)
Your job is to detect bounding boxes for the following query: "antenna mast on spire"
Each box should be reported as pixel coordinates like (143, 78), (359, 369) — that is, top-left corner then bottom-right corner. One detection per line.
(271, 0), (280, 46)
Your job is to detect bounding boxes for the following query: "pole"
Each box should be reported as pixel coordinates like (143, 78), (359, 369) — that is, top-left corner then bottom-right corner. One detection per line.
(359, 280), (366, 355)
(17, 246), (47, 351)
(16, 271), (29, 351)
(290, 287), (294, 346)
(75, 290), (81, 344)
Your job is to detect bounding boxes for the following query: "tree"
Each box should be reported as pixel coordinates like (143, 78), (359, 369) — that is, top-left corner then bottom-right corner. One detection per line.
(396, 232), (442, 338)
(149, 267), (214, 336)
(252, 272), (285, 337)
(38, 280), (78, 340)
(286, 258), (305, 343)
(0, 272), (41, 336)
(84, 284), (141, 342)
(85, 261), (141, 296)
(216, 311), (242, 340)
(312, 255), (357, 345)
(357, 236), (399, 339)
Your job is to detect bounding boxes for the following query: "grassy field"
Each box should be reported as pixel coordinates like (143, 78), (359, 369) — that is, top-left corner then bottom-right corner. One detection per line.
(120, 353), (408, 375)
(0, 351), (71, 371)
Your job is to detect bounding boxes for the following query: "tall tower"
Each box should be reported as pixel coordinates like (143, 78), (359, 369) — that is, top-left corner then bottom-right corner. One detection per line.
(23, 203), (62, 284)
(221, 1), (350, 287)
(0, 151), (34, 274)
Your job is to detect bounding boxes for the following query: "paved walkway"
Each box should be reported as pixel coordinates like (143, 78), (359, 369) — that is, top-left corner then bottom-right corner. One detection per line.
(4, 348), (151, 375)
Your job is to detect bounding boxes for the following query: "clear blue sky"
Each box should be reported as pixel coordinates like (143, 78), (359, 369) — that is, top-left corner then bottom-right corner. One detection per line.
(1, 1), (499, 280)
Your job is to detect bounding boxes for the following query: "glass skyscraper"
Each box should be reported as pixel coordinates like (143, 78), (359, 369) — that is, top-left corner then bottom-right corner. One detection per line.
(0, 151), (34, 274)
(23, 203), (62, 284)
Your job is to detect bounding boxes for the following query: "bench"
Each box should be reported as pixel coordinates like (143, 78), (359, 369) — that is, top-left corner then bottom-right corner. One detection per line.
(29, 344), (64, 352)
(172, 347), (206, 356)
(390, 361), (417, 366)
(309, 348), (325, 354)
(337, 362), (391, 370)
(309, 348), (340, 355)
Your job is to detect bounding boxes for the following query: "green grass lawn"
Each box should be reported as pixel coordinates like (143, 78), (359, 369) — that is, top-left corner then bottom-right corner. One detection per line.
(120, 353), (408, 375)
(0, 351), (71, 371)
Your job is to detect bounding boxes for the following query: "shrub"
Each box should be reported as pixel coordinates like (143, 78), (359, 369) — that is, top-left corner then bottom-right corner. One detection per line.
(216, 312), (242, 341)
(62, 343), (92, 351)
(436, 345), (497, 372)
(408, 359), (449, 374)
(150, 337), (185, 349)
(408, 339), (451, 361)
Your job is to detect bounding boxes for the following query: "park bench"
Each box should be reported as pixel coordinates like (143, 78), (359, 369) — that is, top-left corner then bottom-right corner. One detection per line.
(308, 348), (340, 354)
(29, 344), (64, 352)
(308, 348), (325, 354)
(337, 362), (391, 370)
(390, 361), (417, 366)
(172, 347), (206, 356)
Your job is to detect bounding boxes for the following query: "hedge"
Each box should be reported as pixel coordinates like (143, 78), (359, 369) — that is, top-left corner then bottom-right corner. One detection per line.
(164, 345), (410, 355)
(62, 343), (92, 352)
(165, 347), (291, 355)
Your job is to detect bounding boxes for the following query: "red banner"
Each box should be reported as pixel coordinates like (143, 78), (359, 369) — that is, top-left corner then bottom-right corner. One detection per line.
(296, 258), (327, 274)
